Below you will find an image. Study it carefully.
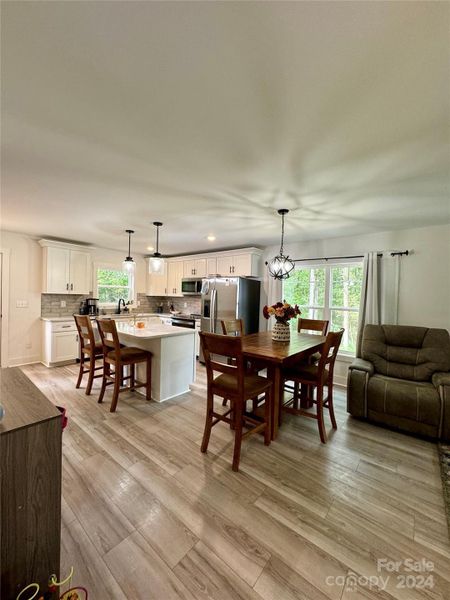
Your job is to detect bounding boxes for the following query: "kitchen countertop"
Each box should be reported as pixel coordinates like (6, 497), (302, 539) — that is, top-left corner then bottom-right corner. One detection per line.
(116, 322), (195, 339)
(40, 312), (175, 322)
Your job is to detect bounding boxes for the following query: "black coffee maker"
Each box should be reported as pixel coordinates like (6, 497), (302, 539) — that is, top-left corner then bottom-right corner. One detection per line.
(85, 298), (99, 316)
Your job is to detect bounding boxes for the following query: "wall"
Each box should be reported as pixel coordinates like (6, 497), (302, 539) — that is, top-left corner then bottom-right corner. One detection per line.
(0, 232), (42, 366)
(260, 223), (450, 385)
(2, 223), (449, 368)
(261, 223), (450, 331)
(0, 231), (148, 366)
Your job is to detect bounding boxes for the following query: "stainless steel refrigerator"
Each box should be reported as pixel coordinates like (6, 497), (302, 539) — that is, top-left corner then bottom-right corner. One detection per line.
(199, 277), (261, 363)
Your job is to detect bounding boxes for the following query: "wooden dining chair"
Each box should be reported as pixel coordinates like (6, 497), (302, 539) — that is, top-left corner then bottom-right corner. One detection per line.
(281, 328), (344, 443)
(297, 318), (329, 336)
(220, 318), (265, 410)
(74, 315), (103, 395)
(200, 331), (272, 471)
(221, 319), (244, 336)
(286, 318), (330, 408)
(97, 319), (152, 413)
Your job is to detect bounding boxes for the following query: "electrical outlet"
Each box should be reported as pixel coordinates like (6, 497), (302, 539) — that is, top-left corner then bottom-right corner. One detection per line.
(60, 300), (66, 308)
(184, 302), (187, 308)
(25, 342), (32, 349)
(137, 300), (141, 306)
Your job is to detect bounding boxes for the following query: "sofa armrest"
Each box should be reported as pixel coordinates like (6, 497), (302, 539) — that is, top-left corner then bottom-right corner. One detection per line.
(347, 361), (372, 418)
(349, 358), (374, 376)
(432, 372), (450, 388)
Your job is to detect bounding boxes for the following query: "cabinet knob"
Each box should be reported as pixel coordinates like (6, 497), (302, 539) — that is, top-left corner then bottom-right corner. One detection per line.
(70, 283), (73, 291)
(66, 283), (69, 290)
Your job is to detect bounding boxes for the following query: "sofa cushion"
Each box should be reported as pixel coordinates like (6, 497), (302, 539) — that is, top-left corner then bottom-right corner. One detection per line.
(362, 324), (450, 382)
(367, 374), (441, 427)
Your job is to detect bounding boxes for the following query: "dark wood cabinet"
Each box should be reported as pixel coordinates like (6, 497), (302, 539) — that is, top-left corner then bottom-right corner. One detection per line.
(0, 368), (62, 599)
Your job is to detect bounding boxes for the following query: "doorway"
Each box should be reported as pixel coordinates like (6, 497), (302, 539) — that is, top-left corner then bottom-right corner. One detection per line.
(0, 249), (10, 367)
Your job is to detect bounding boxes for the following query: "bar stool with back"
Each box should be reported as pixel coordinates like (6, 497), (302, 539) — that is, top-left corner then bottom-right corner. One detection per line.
(200, 331), (272, 471)
(74, 315), (104, 395)
(96, 319), (152, 412)
(282, 328), (344, 443)
(288, 318), (330, 408)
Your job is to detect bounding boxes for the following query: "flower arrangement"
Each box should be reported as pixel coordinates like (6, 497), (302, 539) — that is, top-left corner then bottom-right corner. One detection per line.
(263, 301), (301, 325)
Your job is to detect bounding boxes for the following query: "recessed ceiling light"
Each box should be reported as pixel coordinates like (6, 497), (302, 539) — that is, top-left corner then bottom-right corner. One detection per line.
(207, 235), (216, 241)
(147, 246), (154, 251)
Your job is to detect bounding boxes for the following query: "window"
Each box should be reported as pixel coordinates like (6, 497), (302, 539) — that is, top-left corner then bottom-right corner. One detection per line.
(283, 261), (363, 354)
(96, 267), (134, 306)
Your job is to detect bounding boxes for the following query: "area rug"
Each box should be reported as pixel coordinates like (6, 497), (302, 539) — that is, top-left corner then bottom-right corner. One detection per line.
(438, 444), (450, 535)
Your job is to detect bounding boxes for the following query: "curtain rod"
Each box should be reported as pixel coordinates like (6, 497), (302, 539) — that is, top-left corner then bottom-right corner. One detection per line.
(289, 250), (409, 263)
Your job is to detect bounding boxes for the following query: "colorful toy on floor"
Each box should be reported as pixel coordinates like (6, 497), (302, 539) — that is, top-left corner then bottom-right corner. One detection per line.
(16, 568), (88, 600)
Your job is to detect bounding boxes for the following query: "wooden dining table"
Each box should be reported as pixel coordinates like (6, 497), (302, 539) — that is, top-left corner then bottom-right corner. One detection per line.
(242, 331), (326, 440)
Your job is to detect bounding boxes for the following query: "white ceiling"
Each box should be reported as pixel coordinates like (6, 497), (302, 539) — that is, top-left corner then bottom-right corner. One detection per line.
(1, 1), (449, 256)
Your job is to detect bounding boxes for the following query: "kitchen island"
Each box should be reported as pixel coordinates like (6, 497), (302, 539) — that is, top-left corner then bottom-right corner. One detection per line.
(115, 322), (196, 402)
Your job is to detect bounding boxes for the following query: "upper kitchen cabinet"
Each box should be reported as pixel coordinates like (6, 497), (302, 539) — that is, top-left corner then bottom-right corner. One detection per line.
(216, 250), (262, 277)
(146, 258), (167, 296)
(206, 257), (217, 276)
(167, 260), (184, 296)
(183, 258), (207, 278)
(39, 240), (92, 294)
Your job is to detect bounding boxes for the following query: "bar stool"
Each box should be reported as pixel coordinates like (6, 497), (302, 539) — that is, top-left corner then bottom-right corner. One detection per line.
(290, 318), (329, 408)
(281, 328), (344, 443)
(220, 318), (266, 410)
(74, 315), (103, 395)
(97, 319), (152, 413)
(200, 331), (272, 471)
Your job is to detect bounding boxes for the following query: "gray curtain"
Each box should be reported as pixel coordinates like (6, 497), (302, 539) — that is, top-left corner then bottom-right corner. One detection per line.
(356, 252), (381, 357)
(356, 251), (401, 356)
(265, 275), (282, 331)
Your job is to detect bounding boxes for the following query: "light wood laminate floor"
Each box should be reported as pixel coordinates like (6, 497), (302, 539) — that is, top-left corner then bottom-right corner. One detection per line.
(22, 362), (449, 600)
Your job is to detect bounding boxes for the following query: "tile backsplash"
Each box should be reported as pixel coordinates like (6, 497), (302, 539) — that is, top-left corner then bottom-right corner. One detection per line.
(41, 294), (90, 317)
(41, 293), (201, 317)
(141, 295), (201, 315)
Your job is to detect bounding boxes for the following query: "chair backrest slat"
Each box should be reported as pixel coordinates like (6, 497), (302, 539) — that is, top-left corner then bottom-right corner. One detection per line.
(96, 319), (121, 354)
(317, 328), (345, 379)
(221, 319), (244, 337)
(200, 332), (245, 392)
(74, 315), (96, 351)
(297, 318), (329, 336)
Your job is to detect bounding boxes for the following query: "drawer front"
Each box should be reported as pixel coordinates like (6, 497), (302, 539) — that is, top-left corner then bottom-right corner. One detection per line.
(51, 321), (76, 333)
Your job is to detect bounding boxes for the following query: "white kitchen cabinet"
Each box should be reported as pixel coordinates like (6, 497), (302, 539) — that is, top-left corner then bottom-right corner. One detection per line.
(206, 257), (217, 276)
(216, 252), (260, 277)
(42, 320), (79, 367)
(146, 259), (168, 296)
(183, 258), (207, 278)
(40, 240), (91, 294)
(167, 261), (184, 296)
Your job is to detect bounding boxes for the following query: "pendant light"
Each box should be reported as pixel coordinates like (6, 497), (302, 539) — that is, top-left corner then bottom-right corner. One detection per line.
(122, 229), (136, 274)
(266, 209), (295, 280)
(148, 221), (165, 274)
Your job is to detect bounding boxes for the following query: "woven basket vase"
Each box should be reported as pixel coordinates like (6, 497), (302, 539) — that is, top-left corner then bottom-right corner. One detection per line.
(272, 321), (290, 342)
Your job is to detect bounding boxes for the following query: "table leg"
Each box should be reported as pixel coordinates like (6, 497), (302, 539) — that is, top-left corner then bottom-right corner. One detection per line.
(268, 365), (283, 440)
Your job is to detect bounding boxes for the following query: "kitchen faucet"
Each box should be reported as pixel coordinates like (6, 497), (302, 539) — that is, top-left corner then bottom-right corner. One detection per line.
(116, 298), (126, 314)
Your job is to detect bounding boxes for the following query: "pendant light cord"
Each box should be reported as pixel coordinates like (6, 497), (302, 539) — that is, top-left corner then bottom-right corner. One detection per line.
(280, 212), (285, 256)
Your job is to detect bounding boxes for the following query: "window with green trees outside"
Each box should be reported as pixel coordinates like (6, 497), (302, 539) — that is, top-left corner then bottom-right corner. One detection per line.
(283, 262), (363, 354)
(96, 267), (134, 305)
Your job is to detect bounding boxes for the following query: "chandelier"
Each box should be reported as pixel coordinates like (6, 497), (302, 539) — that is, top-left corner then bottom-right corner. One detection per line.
(266, 209), (295, 280)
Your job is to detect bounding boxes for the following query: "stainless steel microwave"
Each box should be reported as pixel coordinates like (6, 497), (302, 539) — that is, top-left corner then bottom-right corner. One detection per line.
(181, 278), (203, 295)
